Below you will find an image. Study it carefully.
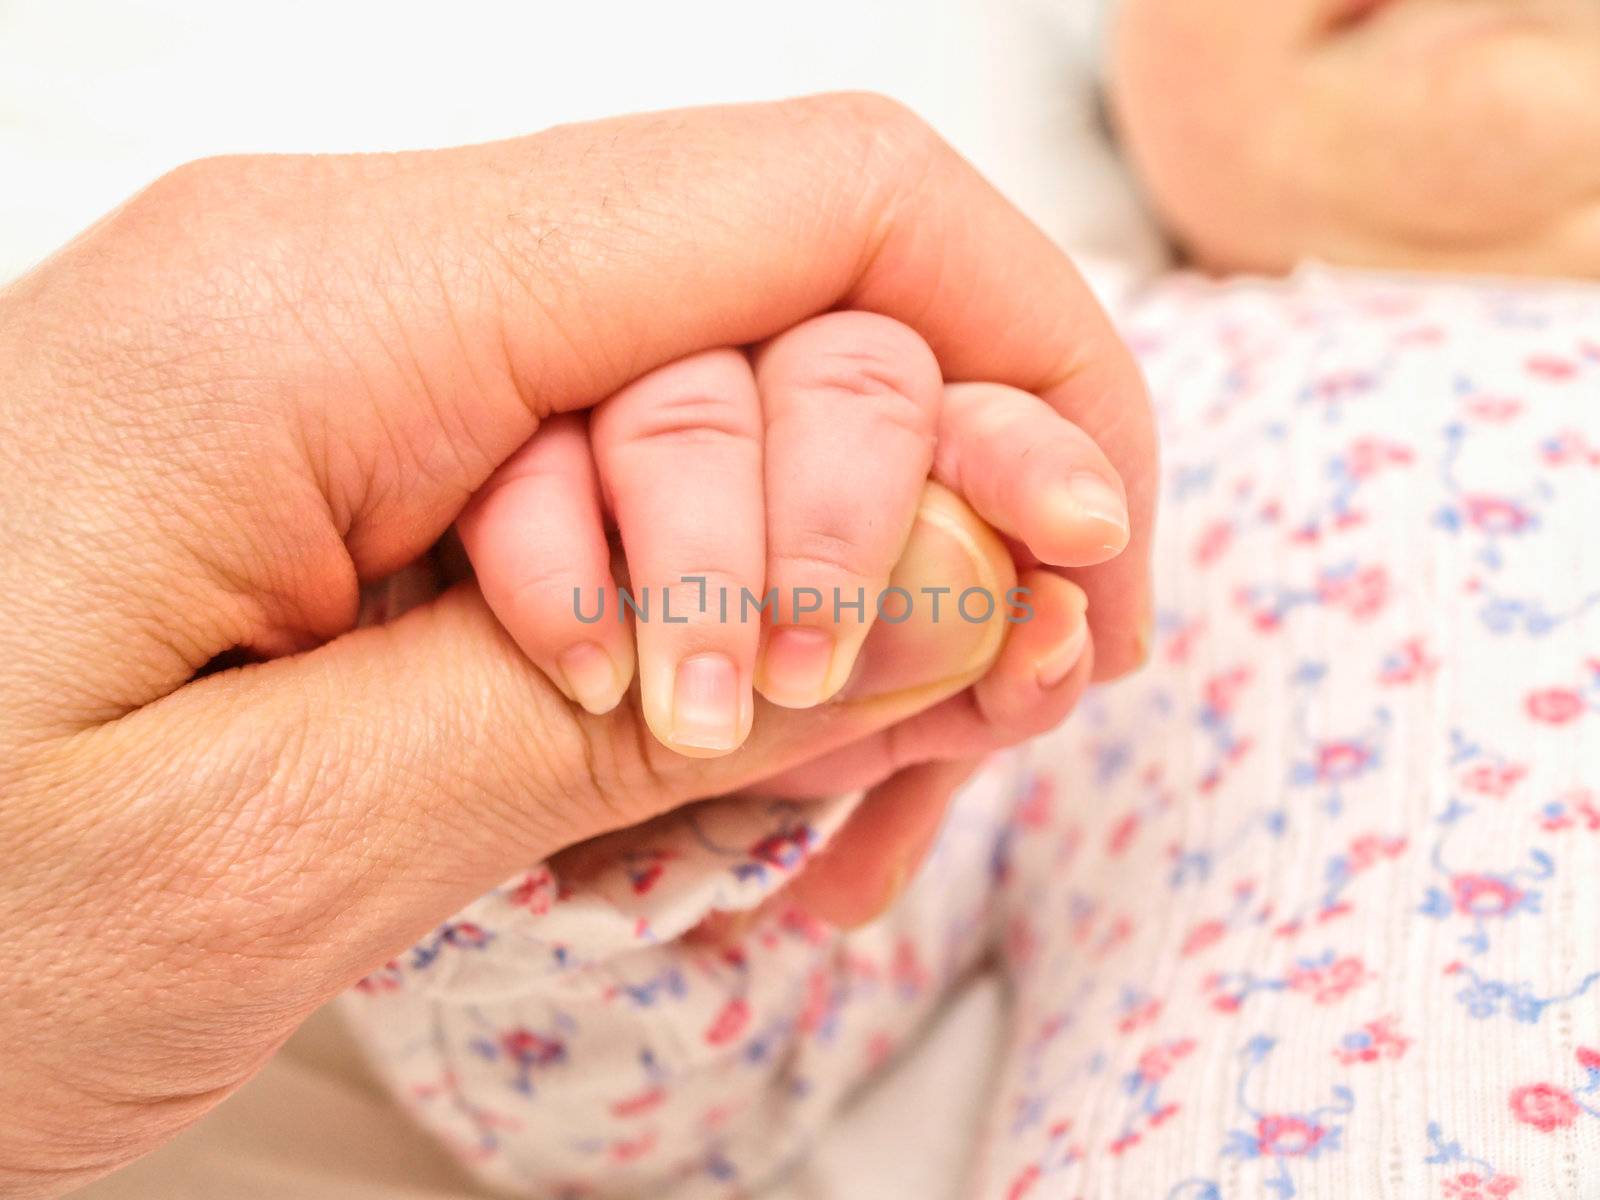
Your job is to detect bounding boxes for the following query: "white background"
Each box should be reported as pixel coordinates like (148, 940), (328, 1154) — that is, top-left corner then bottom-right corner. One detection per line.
(0, 0), (1143, 284)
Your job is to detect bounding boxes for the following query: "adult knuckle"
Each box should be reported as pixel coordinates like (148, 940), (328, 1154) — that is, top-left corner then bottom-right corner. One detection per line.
(401, 603), (672, 847)
(138, 155), (241, 221)
(478, 648), (681, 837)
(569, 708), (683, 832)
(805, 91), (936, 151)
(780, 92), (946, 204)
(424, 646), (583, 837)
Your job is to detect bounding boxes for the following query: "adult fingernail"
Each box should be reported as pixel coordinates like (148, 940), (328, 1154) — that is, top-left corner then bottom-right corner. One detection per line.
(1036, 618), (1090, 689)
(840, 485), (1010, 702)
(1133, 609), (1155, 667)
(840, 860), (911, 930)
(1047, 473), (1130, 554)
(758, 626), (835, 708)
(1036, 588), (1088, 691)
(559, 642), (624, 715)
(670, 652), (741, 752)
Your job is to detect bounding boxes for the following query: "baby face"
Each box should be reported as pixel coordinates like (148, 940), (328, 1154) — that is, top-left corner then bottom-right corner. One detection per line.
(1109, 0), (1600, 277)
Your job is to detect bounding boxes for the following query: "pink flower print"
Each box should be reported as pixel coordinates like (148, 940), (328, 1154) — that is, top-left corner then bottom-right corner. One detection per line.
(891, 936), (929, 996)
(609, 1130), (658, 1163)
(749, 825), (812, 872)
(354, 962), (403, 994)
(1461, 495), (1532, 535)
(1004, 1164), (1041, 1200)
(1539, 789), (1600, 832)
(1248, 604), (1283, 632)
(1015, 774), (1055, 828)
(1163, 617), (1205, 664)
(1118, 997), (1162, 1035)
(1181, 919), (1227, 959)
(1203, 972), (1246, 1013)
(1541, 429), (1600, 467)
(502, 1028), (565, 1068)
(1462, 394), (1523, 422)
(1345, 437), (1415, 478)
(865, 1030), (896, 1070)
(1106, 811), (1141, 858)
(1526, 354), (1577, 381)
(1254, 1115), (1327, 1157)
(1450, 874), (1525, 919)
(444, 922), (489, 949)
(795, 967), (834, 1035)
(610, 1086), (666, 1119)
(1317, 564), (1390, 619)
(1334, 1015), (1410, 1065)
(1311, 370), (1375, 402)
(1136, 1039), (1196, 1083)
(1396, 323), (1444, 346)
(1379, 637), (1439, 685)
(1347, 833), (1408, 872)
(628, 856), (669, 895)
(1203, 666), (1252, 716)
(1442, 1173), (1519, 1199)
(1526, 688), (1586, 725)
(1194, 518), (1233, 566)
(1092, 913), (1135, 959)
(1108, 1130), (1141, 1155)
(1287, 955), (1370, 1004)
(1460, 763), (1527, 799)
(703, 997), (751, 1047)
(1315, 741), (1373, 783)
(507, 867), (556, 914)
(1150, 1102), (1181, 1127)
(1509, 1083), (1580, 1132)
(1005, 914), (1038, 966)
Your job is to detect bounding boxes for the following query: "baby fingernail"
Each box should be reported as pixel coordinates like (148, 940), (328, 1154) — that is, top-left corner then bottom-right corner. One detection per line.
(758, 625), (835, 708)
(559, 642), (623, 715)
(1050, 473), (1130, 554)
(670, 652), (741, 752)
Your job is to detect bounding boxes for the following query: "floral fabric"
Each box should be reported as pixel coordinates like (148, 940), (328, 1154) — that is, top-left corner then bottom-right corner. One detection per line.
(344, 268), (1600, 1199)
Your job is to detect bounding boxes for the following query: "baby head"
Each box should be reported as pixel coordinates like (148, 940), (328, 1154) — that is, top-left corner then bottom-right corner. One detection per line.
(1105, 0), (1600, 277)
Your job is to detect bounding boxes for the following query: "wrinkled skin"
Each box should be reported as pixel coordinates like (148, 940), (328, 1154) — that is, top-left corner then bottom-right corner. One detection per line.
(0, 95), (1154, 1196)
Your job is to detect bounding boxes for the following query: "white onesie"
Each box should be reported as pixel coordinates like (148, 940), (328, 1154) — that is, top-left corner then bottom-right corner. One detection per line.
(345, 267), (1600, 1200)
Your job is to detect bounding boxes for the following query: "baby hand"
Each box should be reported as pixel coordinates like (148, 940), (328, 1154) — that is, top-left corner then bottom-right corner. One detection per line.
(457, 311), (1130, 756)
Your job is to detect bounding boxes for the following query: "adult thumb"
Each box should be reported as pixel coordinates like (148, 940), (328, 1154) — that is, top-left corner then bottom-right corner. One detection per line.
(53, 484), (1014, 1003)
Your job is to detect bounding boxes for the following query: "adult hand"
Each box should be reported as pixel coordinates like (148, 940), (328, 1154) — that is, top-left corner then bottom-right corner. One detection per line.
(0, 94), (1153, 1195)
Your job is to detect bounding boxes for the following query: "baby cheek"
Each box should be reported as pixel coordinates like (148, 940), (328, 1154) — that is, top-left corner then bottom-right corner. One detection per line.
(1347, 29), (1600, 243)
